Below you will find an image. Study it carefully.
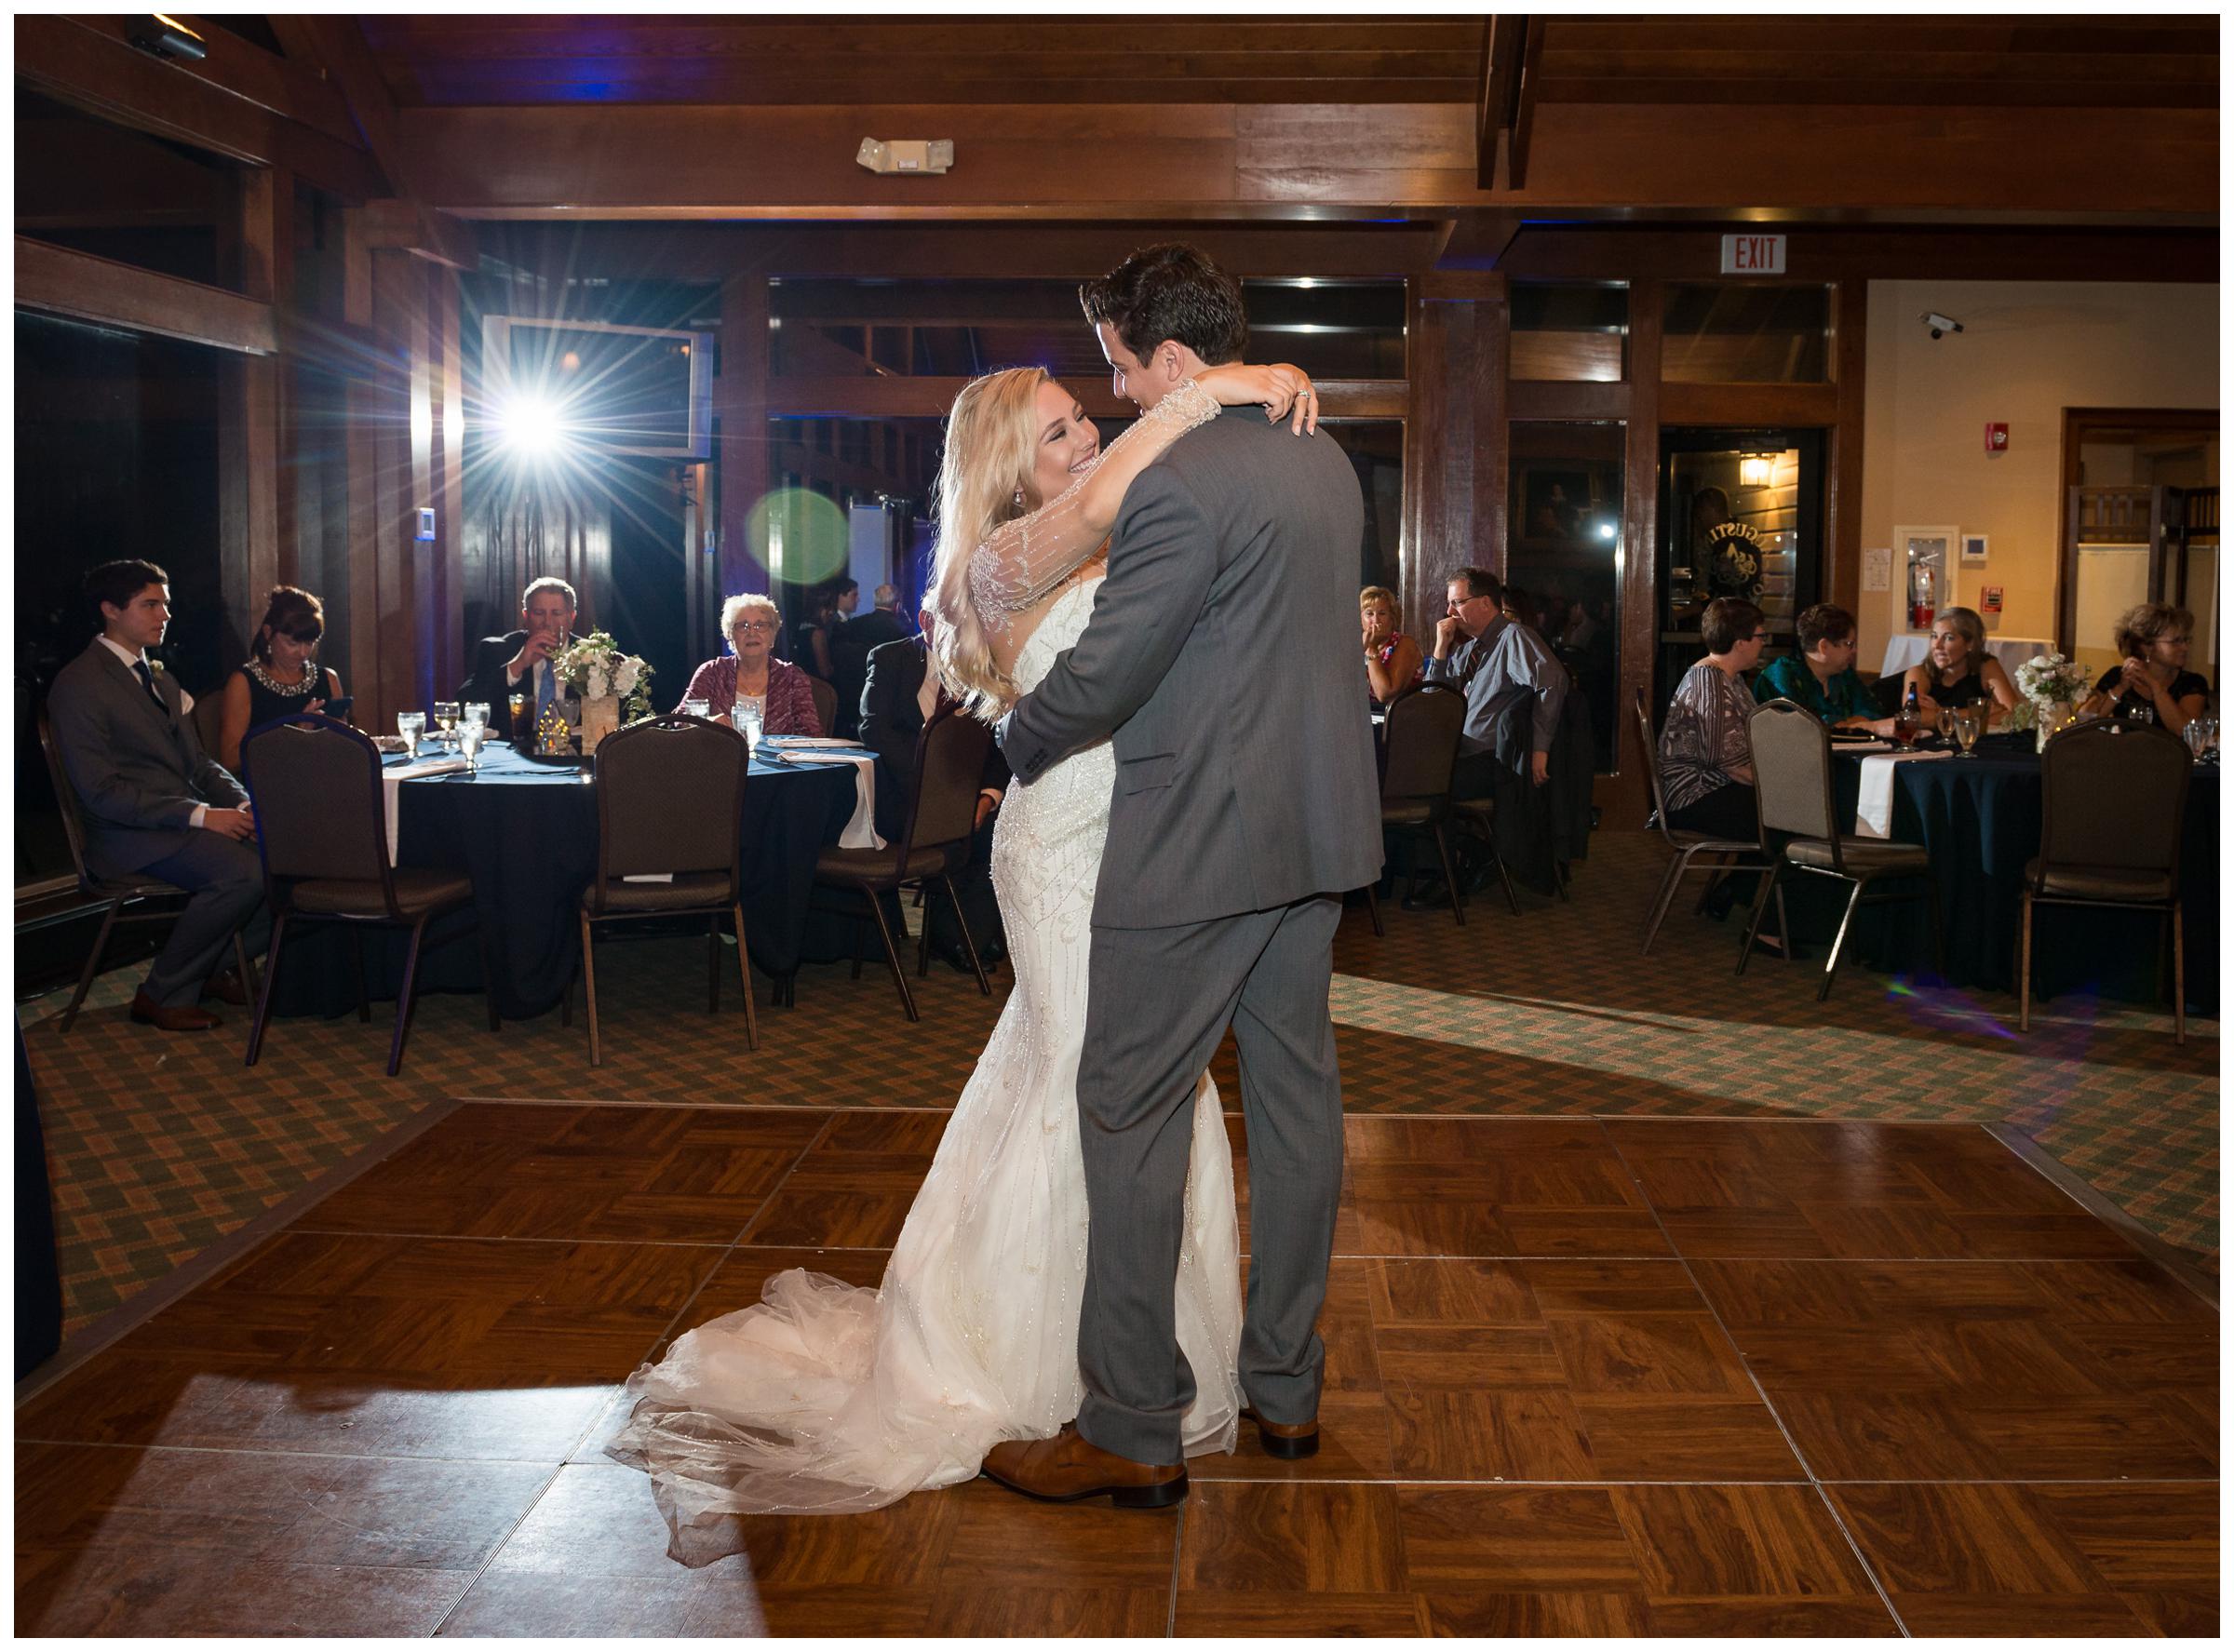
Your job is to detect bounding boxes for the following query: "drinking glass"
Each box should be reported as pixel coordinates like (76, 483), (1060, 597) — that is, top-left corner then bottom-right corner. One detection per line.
(397, 710), (425, 759)
(2131, 704), (2156, 727)
(508, 692), (529, 732)
(464, 701), (491, 730)
(733, 697), (764, 754)
(681, 697), (711, 720)
(459, 719), (487, 774)
(1952, 705), (1984, 756)
(2182, 714), (2217, 759)
(433, 700), (461, 742)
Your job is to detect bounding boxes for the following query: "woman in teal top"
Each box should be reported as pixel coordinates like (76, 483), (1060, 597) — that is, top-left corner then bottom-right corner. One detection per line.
(1754, 602), (1894, 732)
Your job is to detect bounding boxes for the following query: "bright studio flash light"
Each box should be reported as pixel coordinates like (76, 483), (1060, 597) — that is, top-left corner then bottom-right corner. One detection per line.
(498, 394), (567, 460)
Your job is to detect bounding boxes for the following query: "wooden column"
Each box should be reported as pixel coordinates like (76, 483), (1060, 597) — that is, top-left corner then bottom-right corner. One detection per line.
(216, 167), (289, 664)
(1403, 271), (1506, 641)
(717, 272), (772, 599)
(1613, 275), (1665, 832)
(1827, 278), (1867, 620)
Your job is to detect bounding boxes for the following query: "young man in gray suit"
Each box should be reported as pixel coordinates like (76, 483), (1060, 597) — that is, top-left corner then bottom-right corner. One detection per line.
(982, 245), (1382, 1507)
(47, 560), (265, 1031)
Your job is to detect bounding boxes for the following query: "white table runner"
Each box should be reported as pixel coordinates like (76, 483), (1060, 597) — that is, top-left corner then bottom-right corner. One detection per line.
(382, 757), (468, 863)
(763, 738), (884, 851)
(1852, 748), (1951, 839)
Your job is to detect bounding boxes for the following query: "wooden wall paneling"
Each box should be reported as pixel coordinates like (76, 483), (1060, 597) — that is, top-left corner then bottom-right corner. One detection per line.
(1506, 19), (1548, 189)
(1498, 224), (2218, 285)
(1658, 383), (1840, 428)
(433, 263), (467, 698)
(1474, 277), (1512, 585)
(215, 356), (280, 670)
(1611, 275), (1664, 831)
(62, 14), (363, 146)
(367, 247), (424, 720)
(718, 273), (773, 598)
(1827, 280), (1867, 620)
(14, 15), (382, 201)
(14, 237), (277, 355)
(344, 375), (384, 731)
(1400, 282), (1439, 638)
(342, 208), (374, 329)
(268, 15), (411, 197)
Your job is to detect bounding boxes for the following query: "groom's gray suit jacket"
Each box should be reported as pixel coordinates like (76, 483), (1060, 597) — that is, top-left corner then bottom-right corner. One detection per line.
(1000, 406), (1381, 923)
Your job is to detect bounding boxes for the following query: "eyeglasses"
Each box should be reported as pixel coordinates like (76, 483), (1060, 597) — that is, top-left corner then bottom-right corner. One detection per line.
(732, 621), (777, 635)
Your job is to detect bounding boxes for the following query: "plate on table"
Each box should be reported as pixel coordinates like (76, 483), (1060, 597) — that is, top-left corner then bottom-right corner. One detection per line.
(1827, 728), (1880, 744)
(517, 744), (592, 769)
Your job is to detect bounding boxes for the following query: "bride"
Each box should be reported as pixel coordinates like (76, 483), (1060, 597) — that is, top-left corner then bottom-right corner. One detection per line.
(608, 359), (1319, 1555)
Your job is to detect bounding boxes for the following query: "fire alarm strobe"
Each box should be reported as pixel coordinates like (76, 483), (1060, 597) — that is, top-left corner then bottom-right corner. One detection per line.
(1985, 423), (2010, 454)
(857, 139), (954, 176)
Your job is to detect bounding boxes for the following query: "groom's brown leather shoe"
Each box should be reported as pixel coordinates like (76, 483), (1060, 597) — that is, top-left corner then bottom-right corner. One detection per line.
(129, 991), (222, 1032)
(980, 1426), (1187, 1509)
(1242, 1406), (1321, 1459)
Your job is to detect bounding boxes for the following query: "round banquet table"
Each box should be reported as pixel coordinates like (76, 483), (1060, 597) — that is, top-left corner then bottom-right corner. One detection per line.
(266, 743), (859, 1020)
(1774, 736), (2218, 1012)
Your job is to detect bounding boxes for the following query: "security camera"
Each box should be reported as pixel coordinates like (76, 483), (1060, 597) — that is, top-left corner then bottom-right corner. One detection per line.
(1920, 311), (1964, 340)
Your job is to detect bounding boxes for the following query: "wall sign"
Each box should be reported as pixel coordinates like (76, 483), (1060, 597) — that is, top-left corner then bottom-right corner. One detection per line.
(1720, 234), (1787, 275)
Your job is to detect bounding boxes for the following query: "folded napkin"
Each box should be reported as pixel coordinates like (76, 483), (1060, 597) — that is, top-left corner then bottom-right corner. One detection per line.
(1853, 749), (1952, 839)
(775, 749), (884, 850)
(382, 758), (469, 864)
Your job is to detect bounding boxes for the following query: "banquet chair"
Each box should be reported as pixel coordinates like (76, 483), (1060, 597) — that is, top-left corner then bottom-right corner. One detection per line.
(808, 707), (993, 1022)
(2020, 719), (2192, 1043)
(804, 675), (839, 737)
(570, 714), (757, 1067)
(1365, 683), (1474, 933)
(188, 689), (228, 769)
(1740, 698), (1943, 1001)
(240, 714), (495, 1076)
(34, 705), (258, 1033)
(1635, 689), (1779, 956)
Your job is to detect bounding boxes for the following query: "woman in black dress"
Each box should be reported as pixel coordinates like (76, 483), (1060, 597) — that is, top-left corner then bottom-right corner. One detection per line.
(2081, 601), (2210, 734)
(1899, 605), (2018, 726)
(216, 585), (343, 772)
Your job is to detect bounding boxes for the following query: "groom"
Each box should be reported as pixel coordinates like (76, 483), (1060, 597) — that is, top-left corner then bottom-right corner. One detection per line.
(984, 244), (1381, 1508)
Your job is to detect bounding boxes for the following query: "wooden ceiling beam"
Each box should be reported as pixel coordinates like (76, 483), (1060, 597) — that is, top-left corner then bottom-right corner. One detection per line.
(398, 100), (2213, 223)
(269, 15), (413, 199)
(59, 13), (362, 146)
(356, 198), (479, 272)
(1500, 223), (2221, 284)
(15, 235), (277, 355)
(1507, 19), (1546, 191)
(15, 14), (382, 200)
(1477, 17), (1523, 191)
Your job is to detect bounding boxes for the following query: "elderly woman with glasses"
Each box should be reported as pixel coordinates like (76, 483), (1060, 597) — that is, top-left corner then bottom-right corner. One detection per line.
(676, 593), (825, 734)
(1659, 597), (1785, 944)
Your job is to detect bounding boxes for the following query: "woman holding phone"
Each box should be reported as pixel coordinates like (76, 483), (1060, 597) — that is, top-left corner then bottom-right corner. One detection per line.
(216, 585), (345, 772)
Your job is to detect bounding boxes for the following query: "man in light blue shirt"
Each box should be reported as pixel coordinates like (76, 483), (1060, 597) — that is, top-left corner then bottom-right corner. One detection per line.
(1422, 567), (1567, 796)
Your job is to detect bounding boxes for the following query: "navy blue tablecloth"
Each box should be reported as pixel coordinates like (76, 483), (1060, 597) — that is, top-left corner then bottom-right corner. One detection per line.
(269, 744), (858, 1019)
(1784, 736), (2217, 1012)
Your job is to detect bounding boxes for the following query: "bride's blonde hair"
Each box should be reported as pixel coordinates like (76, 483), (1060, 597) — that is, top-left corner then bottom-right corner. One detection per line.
(929, 366), (1049, 719)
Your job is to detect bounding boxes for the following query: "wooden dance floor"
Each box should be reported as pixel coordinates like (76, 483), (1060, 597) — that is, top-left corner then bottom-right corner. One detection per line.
(15, 1106), (2217, 1636)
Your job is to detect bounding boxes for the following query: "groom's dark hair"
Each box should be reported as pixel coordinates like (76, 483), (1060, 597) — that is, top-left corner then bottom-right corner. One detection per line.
(1080, 243), (1248, 367)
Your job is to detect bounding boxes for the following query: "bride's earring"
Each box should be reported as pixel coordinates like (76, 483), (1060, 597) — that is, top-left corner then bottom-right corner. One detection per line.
(1013, 488), (1025, 510)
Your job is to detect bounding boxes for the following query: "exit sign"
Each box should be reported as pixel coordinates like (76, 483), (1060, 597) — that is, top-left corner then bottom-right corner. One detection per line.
(1720, 234), (1788, 275)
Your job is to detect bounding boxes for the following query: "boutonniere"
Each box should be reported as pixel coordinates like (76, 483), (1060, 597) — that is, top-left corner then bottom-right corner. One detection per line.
(148, 659), (166, 674)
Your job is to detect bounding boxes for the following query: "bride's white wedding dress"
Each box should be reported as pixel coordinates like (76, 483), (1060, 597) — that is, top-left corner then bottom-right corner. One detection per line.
(610, 580), (1242, 1554)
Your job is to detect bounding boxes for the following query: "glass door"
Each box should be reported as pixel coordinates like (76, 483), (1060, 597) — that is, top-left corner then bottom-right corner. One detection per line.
(1655, 427), (1825, 712)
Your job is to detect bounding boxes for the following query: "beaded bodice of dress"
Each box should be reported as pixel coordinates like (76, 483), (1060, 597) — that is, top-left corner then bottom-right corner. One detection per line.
(991, 581), (1112, 937)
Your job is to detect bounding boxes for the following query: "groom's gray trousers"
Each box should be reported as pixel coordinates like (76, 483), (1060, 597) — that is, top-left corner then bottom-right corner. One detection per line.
(1074, 892), (1345, 1465)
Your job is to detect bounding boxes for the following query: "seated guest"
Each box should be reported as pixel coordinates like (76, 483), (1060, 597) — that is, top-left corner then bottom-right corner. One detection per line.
(858, 611), (1007, 969)
(1424, 567), (1567, 796)
(829, 582), (912, 738)
(47, 559), (265, 1031)
(1755, 601), (1893, 732)
(1900, 606), (2017, 725)
(677, 594), (823, 733)
(1660, 597), (1782, 937)
(1360, 584), (1423, 706)
(216, 585), (344, 772)
(460, 576), (585, 740)
(2080, 601), (2209, 733)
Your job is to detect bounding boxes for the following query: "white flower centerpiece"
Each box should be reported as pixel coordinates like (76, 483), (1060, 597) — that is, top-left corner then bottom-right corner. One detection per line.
(553, 631), (653, 753)
(2013, 651), (2090, 751)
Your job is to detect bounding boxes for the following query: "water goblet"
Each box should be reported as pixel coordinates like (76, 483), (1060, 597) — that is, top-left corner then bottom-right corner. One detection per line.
(2182, 714), (2216, 760)
(397, 710), (425, 759)
(1952, 705), (1984, 757)
(733, 697), (764, 755)
(433, 701), (461, 745)
(464, 701), (491, 731)
(459, 718), (487, 774)
(681, 697), (711, 720)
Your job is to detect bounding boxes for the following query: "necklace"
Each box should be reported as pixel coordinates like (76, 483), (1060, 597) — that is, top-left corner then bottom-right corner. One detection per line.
(247, 659), (317, 697)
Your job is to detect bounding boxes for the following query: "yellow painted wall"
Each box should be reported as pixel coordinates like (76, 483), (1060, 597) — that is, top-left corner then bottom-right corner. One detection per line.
(1860, 280), (2218, 665)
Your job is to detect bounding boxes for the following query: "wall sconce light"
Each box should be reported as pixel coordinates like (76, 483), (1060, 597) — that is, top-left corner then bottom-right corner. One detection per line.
(132, 14), (208, 60)
(1738, 453), (1776, 489)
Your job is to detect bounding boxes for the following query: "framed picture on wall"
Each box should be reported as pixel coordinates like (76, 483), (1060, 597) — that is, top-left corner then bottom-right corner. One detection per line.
(1961, 532), (1990, 565)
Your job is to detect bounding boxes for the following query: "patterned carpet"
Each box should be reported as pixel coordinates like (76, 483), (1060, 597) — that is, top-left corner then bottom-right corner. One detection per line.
(20, 832), (2216, 1347)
